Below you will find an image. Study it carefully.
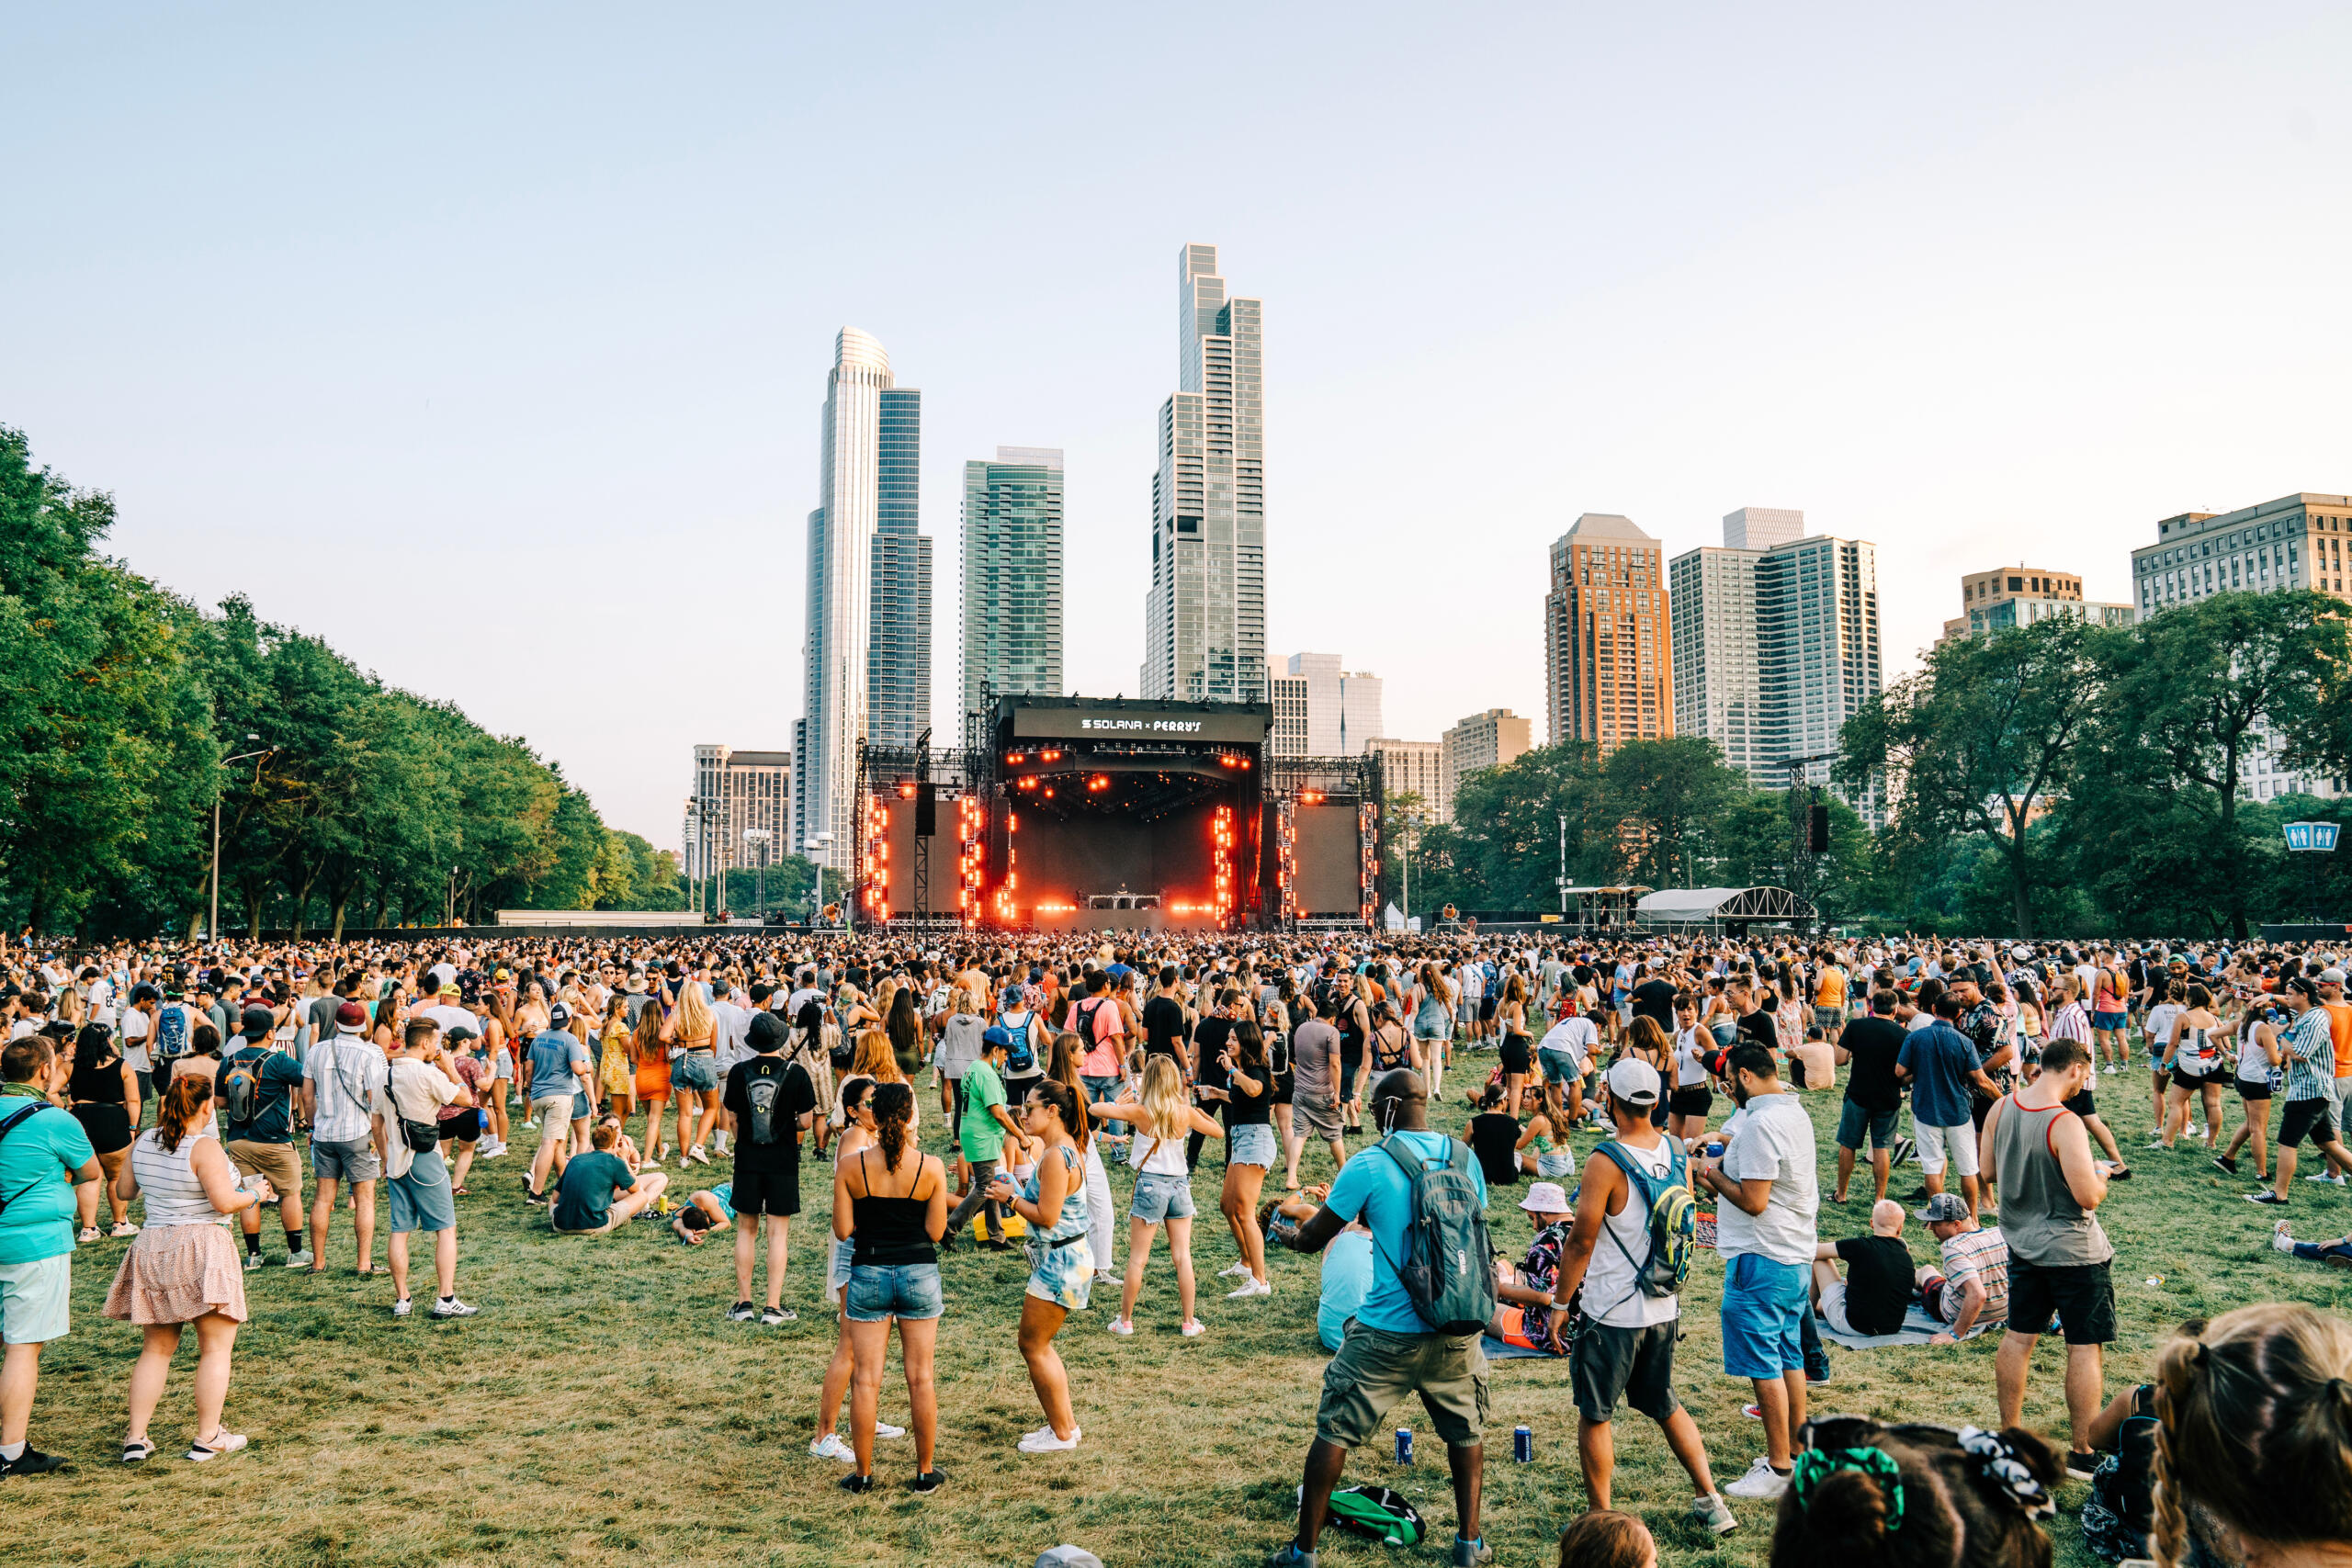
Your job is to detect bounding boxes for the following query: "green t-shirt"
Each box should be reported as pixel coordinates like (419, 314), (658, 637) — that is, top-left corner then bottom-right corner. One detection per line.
(0, 1089), (96, 1265)
(551, 1151), (635, 1232)
(959, 1059), (1009, 1163)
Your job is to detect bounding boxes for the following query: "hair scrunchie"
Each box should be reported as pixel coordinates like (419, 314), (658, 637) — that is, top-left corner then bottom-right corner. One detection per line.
(1956, 1426), (2055, 1518)
(1790, 1445), (1905, 1529)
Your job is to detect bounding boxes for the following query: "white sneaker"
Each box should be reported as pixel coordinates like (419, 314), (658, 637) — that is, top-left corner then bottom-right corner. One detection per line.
(109, 1222), (140, 1238)
(1107, 1317), (1135, 1336)
(2275, 1220), (2297, 1253)
(524, 1119), (537, 1129)
(285, 1249), (313, 1269)
(876, 1421), (907, 1439)
(1180, 1317), (1204, 1337)
(809, 1432), (854, 1462)
(430, 1296), (479, 1318)
(1216, 1260), (1252, 1279)
(1724, 1457), (1791, 1499)
(391, 1297), (413, 1317)
(1017, 1425), (1080, 1453)
(1225, 1277), (1272, 1300)
(76, 1227), (98, 1244)
(2303, 1170), (2346, 1185)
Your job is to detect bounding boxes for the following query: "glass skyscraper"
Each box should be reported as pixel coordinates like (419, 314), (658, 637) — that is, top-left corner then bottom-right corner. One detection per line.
(960, 446), (1064, 728)
(797, 328), (930, 875)
(1143, 243), (1265, 702)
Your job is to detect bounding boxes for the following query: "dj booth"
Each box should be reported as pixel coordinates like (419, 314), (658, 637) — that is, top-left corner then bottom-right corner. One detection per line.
(854, 696), (1381, 932)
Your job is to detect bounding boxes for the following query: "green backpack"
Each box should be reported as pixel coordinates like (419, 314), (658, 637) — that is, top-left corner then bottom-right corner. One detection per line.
(1324, 1484), (1425, 1548)
(1595, 1137), (1696, 1309)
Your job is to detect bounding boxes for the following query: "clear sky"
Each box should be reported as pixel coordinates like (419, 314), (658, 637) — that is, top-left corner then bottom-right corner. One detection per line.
(8, 5), (2349, 848)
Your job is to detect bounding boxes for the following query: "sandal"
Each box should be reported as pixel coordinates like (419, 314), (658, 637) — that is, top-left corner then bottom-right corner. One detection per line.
(121, 1438), (155, 1464)
(450, 1186), (470, 1197)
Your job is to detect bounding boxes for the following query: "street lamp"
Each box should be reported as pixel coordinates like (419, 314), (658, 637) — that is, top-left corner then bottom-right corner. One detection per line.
(743, 829), (773, 925)
(2284, 819), (2340, 921)
(802, 834), (833, 923)
(210, 734), (273, 944)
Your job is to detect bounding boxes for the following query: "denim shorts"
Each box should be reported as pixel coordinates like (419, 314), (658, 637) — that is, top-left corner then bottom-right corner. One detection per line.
(844, 1261), (944, 1323)
(1227, 1122), (1277, 1168)
(1835, 1099), (1899, 1152)
(1538, 1047), (1582, 1086)
(1721, 1251), (1809, 1379)
(1131, 1169), (1195, 1224)
(671, 1051), (718, 1092)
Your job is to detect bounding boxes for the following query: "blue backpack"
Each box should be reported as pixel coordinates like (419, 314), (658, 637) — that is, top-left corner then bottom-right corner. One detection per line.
(985, 1010), (1036, 1075)
(1594, 1137), (1696, 1308)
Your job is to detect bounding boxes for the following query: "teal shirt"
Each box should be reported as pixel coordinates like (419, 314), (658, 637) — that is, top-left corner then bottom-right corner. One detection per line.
(552, 1151), (635, 1232)
(959, 1059), (1008, 1163)
(0, 1089), (96, 1265)
(1323, 1129), (1487, 1336)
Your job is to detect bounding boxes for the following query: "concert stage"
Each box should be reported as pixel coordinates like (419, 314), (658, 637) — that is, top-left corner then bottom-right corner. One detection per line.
(854, 696), (1381, 931)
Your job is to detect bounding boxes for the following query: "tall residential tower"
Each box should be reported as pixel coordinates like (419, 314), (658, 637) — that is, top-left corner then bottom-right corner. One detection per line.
(1544, 513), (1671, 753)
(961, 446), (1066, 727)
(797, 328), (928, 874)
(1143, 244), (1265, 703)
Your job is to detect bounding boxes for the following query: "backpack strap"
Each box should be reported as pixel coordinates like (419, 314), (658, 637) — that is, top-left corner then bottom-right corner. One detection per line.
(1591, 1138), (1669, 1315)
(0, 1100), (60, 1219)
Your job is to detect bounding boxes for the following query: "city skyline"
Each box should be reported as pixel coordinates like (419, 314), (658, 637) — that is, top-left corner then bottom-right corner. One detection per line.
(8, 7), (2347, 845)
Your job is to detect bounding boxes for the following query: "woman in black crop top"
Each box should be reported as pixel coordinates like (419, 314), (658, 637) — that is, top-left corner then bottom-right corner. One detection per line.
(832, 1083), (947, 1494)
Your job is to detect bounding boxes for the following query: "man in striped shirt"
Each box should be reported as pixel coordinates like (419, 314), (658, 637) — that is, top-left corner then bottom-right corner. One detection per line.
(2248, 977), (2352, 1206)
(2040, 979), (2129, 1176)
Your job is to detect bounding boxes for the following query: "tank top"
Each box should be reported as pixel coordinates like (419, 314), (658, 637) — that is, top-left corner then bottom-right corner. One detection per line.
(1023, 1145), (1090, 1239)
(2237, 1021), (2278, 1083)
(1130, 1124), (1191, 1175)
(1583, 1134), (1680, 1328)
(2177, 1020), (2219, 1072)
(1413, 987), (1450, 1036)
(1987, 1096), (2112, 1267)
(131, 1125), (221, 1227)
(848, 1149), (937, 1267)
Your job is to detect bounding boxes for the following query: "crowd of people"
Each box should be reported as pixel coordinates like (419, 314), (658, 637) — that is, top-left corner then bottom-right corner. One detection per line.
(1, 928), (2347, 1568)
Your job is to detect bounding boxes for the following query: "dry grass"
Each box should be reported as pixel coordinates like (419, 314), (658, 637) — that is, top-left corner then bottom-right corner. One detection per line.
(12, 1059), (2350, 1567)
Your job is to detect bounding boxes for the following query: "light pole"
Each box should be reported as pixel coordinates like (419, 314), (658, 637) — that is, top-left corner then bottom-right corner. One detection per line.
(209, 734), (272, 944)
(743, 829), (773, 925)
(1558, 812), (1569, 916)
(803, 835), (833, 923)
(684, 801), (702, 917)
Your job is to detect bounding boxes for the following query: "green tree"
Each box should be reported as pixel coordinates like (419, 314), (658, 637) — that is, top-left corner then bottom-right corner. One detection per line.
(1597, 737), (1742, 888)
(1839, 616), (2109, 938)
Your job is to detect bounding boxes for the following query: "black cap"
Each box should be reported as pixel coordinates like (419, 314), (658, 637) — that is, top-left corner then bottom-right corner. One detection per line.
(240, 1004), (277, 1034)
(747, 1010), (787, 1053)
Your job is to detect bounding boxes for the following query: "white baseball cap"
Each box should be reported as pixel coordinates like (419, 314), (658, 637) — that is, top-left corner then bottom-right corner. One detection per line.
(1605, 1056), (1662, 1105)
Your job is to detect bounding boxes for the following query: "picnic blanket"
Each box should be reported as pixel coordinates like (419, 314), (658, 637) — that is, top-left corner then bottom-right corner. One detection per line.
(1817, 1301), (1990, 1350)
(1481, 1335), (1564, 1361)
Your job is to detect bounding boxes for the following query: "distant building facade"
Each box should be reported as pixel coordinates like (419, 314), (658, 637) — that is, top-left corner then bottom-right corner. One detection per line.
(1545, 513), (1671, 754)
(1442, 708), (1532, 808)
(1369, 737), (1450, 822)
(961, 446), (1065, 726)
(1937, 564), (2130, 646)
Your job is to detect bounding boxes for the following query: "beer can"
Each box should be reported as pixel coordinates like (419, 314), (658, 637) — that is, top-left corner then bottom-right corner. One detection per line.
(1395, 1427), (1414, 1466)
(1513, 1425), (1533, 1463)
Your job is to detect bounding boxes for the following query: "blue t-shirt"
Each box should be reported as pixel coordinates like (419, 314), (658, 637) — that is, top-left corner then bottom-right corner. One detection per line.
(1317, 1229), (1375, 1350)
(1323, 1129), (1487, 1337)
(551, 1150), (634, 1232)
(526, 1031), (588, 1100)
(1898, 1021), (1979, 1127)
(0, 1094), (96, 1265)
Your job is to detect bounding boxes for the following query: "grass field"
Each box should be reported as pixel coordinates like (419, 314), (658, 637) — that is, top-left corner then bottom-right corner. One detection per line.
(14, 1052), (2352, 1568)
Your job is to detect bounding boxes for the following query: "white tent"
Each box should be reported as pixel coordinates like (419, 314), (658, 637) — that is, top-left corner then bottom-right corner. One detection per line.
(1635, 886), (1816, 930)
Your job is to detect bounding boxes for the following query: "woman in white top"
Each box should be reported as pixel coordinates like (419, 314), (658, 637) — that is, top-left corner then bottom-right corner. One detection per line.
(105, 1076), (270, 1463)
(1088, 1056), (1222, 1337)
(2162, 983), (2225, 1153)
(2221, 998), (2286, 1181)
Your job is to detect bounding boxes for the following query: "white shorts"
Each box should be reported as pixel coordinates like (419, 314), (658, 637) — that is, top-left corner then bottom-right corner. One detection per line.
(1915, 1120), (1979, 1179)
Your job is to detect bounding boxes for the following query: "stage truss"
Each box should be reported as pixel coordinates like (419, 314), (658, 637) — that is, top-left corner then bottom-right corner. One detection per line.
(854, 740), (1384, 932)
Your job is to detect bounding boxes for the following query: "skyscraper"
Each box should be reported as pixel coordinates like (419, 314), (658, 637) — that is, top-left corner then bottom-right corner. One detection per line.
(1670, 509), (1883, 818)
(1143, 243), (1265, 703)
(1368, 737), (1450, 821)
(961, 446), (1065, 728)
(1937, 564), (2131, 646)
(1267, 661), (1309, 756)
(799, 328), (929, 874)
(1442, 709), (1532, 805)
(1544, 513), (1672, 752)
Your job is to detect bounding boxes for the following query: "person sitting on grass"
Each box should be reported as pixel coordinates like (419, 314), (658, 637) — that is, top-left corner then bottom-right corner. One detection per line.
(548, 1122), (668, 1235)
(672, 1186), (734, 1245)
(2267, 1218), (2352, 1267)
(1806, 1199), (1915, 1339)
(1486, 1181), (1574, 1353)
(1913, 1191), (2009, 1344)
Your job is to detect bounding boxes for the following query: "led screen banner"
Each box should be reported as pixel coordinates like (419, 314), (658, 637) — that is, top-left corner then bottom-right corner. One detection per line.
(1007, 705), (1269, 746)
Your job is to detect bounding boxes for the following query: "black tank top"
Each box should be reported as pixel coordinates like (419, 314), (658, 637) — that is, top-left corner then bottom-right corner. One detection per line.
(849, 1149), (937, 1268)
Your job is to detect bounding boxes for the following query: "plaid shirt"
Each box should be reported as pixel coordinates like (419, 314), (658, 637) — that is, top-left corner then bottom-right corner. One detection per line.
(2283, 1007), (2335, 1102)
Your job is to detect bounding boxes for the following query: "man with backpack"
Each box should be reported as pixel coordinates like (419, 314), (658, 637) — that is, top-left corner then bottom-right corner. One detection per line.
(1542, 1058), (1736, 1533)
(719, 1010), (815, 1325)
(1272, 1069), (1495, 1568)
(220, 1004), (311, 1269)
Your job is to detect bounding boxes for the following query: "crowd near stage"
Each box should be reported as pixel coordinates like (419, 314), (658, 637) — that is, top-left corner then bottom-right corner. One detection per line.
(854, 696), (1381, 932)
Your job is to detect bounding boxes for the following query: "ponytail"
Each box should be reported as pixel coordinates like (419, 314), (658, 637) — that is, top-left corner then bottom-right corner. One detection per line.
(155, 1074), (212, 1154)
(870, 1081), (913, 1168)
(1030, 1077), (1086, 1149)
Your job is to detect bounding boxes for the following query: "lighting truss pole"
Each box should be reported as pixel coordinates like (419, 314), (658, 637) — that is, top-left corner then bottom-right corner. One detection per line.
(209, 736), (272, 944)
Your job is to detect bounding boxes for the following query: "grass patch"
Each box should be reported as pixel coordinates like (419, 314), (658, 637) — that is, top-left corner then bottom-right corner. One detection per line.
(9, 1059), (2348, 1565)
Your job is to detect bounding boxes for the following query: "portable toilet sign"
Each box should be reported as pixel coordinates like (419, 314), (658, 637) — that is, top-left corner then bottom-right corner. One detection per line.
(2285, 821), (2340, 853)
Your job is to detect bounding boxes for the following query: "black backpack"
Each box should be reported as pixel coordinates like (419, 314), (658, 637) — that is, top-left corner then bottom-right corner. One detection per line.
(221, 1051), (263, 1128)
(743, 1060), (789, 1146)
